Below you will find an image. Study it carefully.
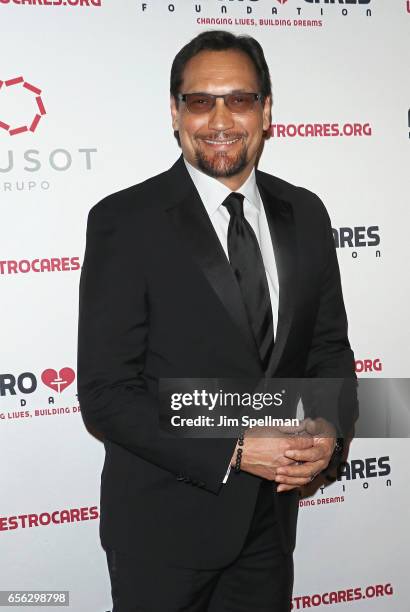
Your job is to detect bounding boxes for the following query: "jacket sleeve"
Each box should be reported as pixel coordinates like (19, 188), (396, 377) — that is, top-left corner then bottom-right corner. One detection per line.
(303, 197), (358, 437)
(77, 199), (237, 494)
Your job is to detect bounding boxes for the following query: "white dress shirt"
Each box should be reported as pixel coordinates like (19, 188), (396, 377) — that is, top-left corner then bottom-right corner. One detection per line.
(184, 158), (280, 482)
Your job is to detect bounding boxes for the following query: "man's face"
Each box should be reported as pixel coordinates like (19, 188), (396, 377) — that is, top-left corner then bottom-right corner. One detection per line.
(170, 49), (271, 187)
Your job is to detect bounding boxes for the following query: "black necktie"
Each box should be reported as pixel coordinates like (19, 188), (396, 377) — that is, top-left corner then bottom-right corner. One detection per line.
(222, 192), (274, 371)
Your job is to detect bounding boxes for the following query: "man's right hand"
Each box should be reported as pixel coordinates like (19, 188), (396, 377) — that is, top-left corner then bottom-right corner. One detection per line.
(230, 426), (314, 481)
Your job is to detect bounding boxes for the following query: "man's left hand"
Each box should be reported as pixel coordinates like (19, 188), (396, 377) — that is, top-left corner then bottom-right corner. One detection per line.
(274, 418), (336, 492)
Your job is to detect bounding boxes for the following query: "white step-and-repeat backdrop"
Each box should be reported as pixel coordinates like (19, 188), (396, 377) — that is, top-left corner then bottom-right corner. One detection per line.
(1, 1), (409, 610)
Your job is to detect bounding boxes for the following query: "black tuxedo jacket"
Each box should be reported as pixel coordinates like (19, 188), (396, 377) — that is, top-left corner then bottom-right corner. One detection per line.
(77, 155), (355, 568)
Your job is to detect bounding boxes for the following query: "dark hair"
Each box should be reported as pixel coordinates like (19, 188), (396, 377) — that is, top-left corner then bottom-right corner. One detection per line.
(170, 30), (272, 103)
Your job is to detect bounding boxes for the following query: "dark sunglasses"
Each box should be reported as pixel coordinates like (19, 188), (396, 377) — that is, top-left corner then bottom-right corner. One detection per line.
(177, 92), (262, 115)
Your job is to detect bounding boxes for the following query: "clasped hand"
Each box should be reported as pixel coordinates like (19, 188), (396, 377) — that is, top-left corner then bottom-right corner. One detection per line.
(231, 418), (336, 492)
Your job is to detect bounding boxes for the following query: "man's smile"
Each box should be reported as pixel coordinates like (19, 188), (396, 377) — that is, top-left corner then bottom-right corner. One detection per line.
(197, 136), (243, 150)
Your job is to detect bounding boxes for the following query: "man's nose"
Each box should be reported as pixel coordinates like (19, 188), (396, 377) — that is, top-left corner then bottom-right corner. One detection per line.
(208, 98), (235, 131)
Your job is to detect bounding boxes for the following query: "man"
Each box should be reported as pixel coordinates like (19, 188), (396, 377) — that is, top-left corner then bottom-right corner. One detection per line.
(77, 31), (355, 611)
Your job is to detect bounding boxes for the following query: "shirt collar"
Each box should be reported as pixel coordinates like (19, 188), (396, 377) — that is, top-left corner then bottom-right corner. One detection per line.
(184, 158), (260, 217)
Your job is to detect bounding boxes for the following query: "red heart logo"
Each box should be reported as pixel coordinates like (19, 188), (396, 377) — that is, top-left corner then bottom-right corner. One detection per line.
(41, 368), (76, 393)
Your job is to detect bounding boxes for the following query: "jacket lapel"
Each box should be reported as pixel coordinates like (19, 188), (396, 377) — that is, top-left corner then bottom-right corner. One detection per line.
(164, 158), (262, 369)
(256, 172), (298, 377)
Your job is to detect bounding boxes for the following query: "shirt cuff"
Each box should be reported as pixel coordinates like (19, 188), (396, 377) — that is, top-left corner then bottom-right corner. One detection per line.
(222, 463), (231, 484)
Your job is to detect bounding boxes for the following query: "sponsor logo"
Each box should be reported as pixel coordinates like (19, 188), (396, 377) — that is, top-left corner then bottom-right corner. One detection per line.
(138, 0), (372, 28)
(332, 225), (381, 259)
(0, 77), (46, 136)
(0, 257), (81, 275)
(1, 74), (97, 193)
(338, 456), (391, 481)
(0, 506), (99, 532)
(0, 368), (75, 397)
(140, 0), (372, 26)
(270, 122), (372, 138)
(333, 225), (380, 248)
(1, 148), (97, 193)
(300, 456), (392, 507)
(0, 368), (79, 423)
(355, 358), (382, 373)
(292, 583), (393, 610)
(0, 0), (101, 7)
(41, 368), (76, 394)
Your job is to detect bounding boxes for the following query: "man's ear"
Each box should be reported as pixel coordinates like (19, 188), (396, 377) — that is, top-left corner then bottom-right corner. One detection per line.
(170, 96), (179, 131)
(262, 95), (272, 132)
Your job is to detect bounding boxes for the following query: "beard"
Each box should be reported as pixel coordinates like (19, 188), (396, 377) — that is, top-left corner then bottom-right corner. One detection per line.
(194, 137), (249, 178)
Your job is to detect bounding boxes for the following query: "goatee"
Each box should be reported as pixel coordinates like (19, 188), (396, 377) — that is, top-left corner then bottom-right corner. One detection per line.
(195, 147), (248, 178)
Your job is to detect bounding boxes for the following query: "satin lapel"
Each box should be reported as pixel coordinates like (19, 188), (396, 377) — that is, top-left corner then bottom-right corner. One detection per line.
(165, 165), (262, 368)
(257, 177), (297, 378)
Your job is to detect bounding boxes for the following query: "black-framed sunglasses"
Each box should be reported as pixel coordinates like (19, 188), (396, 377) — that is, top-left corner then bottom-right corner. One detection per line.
(177, 92), (262, 115)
